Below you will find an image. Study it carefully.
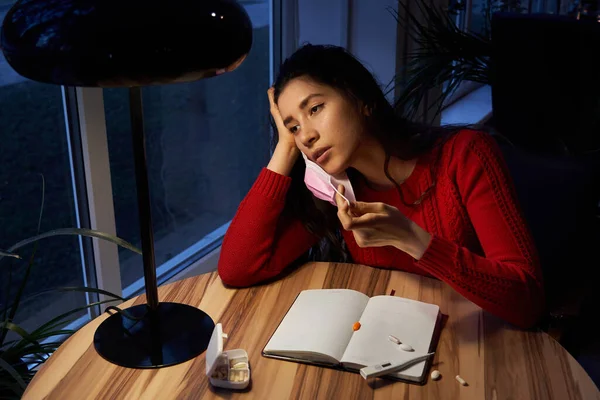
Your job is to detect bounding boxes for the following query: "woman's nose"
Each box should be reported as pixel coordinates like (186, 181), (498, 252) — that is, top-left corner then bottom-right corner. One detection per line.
(299, 128), (318, 147)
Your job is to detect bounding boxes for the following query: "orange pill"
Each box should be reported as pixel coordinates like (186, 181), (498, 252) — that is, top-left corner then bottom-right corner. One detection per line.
(352, 321), (361, 331)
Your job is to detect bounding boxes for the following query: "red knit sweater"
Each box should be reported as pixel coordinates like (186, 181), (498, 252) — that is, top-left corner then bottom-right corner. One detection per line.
(218, 130), (545, 328)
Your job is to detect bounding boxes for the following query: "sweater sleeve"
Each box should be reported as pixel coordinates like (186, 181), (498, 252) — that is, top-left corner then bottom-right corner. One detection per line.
(218, 167), (319, 287)
(415, 131), (545, 328)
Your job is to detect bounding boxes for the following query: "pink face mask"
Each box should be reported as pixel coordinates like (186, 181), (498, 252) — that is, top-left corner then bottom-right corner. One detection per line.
(302, 152), (356, 207)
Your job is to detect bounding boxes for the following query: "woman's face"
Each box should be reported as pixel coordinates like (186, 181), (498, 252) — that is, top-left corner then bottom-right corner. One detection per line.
(276, 77), (367, 175)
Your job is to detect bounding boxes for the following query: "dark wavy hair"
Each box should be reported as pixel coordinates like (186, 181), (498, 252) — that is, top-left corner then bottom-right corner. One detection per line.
(271, 44), (466, 262)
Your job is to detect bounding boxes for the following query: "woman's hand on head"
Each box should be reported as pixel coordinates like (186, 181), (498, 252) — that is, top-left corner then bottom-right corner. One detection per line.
(268, 87), (297, 151)
(335, 185), (432, 260)
(267, 87), (300, 176)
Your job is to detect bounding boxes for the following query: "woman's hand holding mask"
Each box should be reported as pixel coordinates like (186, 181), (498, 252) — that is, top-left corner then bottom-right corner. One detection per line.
(335, 185), (432, 260)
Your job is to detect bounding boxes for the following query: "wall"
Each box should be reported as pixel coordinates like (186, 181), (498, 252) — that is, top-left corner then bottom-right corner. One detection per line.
(348, 0), (399, 99)
(296, 0), (399, 100)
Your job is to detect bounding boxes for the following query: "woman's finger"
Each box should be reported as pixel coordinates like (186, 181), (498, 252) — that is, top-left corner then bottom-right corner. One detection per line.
(336, 185), (354, 229)
(350, 201), (387, 216)
(335, 185), (349, 210)
(346, 213), (379, 229)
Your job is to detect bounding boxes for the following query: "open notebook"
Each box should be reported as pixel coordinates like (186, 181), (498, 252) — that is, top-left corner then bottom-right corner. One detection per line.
(262, 289), (442, 384)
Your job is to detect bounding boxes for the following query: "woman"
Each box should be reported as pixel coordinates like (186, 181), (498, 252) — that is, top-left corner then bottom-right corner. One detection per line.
(218, 44), (544, 329)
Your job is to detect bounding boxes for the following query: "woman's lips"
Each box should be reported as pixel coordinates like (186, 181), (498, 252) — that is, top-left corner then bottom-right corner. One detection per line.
(316, 148), (332, 165)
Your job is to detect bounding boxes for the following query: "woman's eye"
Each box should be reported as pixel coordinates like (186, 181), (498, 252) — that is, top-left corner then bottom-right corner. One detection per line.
(289, 125), (299, 134)
(310, 104), (323, 115)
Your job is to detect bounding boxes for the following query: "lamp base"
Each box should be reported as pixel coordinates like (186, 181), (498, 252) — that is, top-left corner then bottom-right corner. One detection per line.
(93, 302), (214, 368)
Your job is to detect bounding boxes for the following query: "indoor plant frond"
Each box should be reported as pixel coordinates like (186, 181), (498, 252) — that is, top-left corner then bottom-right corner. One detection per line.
(1, 175), (141, 398)
(388, 0), (492, 122)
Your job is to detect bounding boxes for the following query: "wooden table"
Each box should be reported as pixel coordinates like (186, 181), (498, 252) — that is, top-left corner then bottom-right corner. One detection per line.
(23, 262), (600, 399)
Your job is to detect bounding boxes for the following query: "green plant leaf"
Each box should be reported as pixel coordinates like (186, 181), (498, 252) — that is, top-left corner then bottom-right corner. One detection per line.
(4, 298), (118, 361)
(32, 298), (123, 337)
(7, 299), (115, 364)
(387, 0), (491, 121)
(0, 379), (25, 399)
(0, 322), (40, 349)
(0, 322), (46, 364)
(12, 342), (65, 360)
(2, 258), (15, 340)
(0, 250), (20, 260)
(1, 228), (142, 265)
(0, 357), (27, 391)
(49, 286), (126, 302)
(0, 176), (46, 349)
(1, 285), (126, 317)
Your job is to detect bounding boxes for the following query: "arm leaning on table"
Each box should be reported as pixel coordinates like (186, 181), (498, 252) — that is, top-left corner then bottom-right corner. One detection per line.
(218, 167), (318, 287)
(412, 131), (546, 329)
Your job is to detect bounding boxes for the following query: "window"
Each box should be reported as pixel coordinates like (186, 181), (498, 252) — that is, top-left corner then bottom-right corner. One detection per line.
(103, 0), (273, 291)
(1, 0), (278, 338)
(0, 66), (88, 332)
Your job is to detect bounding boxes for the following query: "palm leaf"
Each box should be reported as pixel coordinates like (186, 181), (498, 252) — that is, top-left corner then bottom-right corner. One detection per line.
(10, 342), (66, 361)
(0, 177), (47, 348)
(0, 358), (27, 391)
(387, 0), (491, 122)
(0, 379), (25, 399)
(0, 322), (46, 364)
(0, 250), (20, 260)
(3, 298), (117, 360)
(1, 228), (142, 264)
(31, 298), (121, 337)
(0, 286), (126, 316)
(2, 258), (15, 339)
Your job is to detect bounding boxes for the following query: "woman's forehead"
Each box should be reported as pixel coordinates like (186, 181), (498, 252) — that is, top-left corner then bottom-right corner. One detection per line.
(278, 78), (336, 106)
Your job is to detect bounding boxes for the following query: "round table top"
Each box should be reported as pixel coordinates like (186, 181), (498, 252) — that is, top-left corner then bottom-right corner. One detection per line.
(23, 262), (600, 399)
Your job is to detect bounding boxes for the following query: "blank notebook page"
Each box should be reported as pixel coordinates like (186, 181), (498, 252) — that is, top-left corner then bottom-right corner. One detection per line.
(263, 289), (369, 362)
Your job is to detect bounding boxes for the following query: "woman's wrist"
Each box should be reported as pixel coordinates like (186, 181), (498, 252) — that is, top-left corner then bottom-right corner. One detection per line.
(394, 222), (432, 260)
(267, 143), (299, 176)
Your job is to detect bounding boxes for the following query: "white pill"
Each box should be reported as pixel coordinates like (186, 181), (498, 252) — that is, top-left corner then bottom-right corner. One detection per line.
(399, 343), (414, 352)
(431, 370), (441, 380)
(455, 375), (467, 386)
(389, 335), (413, 351)
(232, 362), (248, 370)
(388, 335), (400, 344)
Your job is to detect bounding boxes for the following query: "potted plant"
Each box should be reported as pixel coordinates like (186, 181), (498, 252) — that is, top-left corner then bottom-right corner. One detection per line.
(0, 180), (141, 398)
(388, 0), (526, 122)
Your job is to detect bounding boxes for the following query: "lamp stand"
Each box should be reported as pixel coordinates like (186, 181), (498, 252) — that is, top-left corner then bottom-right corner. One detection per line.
(93, 87), (215, 368)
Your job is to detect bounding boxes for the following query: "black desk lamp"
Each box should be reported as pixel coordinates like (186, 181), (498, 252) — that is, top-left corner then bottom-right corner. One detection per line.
(1, 0), (252, 368)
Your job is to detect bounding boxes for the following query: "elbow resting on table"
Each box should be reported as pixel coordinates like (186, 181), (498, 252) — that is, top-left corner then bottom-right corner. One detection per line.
(504, 279), (546, 330)
(217, 260), (263, 288)
(218, 265), (247, 287)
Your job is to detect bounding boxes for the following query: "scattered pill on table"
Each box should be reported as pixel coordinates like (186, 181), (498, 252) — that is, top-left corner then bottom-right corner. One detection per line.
(399, 343), (414, 352)
(431, 370), (441, 380)
(455, 375), (467, 386)
(353, 321), (361, 331)
(388, 335), (400, 344)
(388, 335), (413, 351)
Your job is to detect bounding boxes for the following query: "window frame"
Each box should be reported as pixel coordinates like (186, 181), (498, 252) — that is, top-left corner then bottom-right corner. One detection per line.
(64, 0), (282, 301)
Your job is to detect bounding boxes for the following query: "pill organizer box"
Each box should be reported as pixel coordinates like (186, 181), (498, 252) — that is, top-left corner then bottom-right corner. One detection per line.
(206, 323), (251, 389)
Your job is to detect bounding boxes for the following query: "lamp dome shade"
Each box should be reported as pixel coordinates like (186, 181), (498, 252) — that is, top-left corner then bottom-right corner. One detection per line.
(0, 0), (253, 87)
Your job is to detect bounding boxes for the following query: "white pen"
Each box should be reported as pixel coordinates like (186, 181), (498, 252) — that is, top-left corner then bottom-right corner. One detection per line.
(359, 352), (435, 380)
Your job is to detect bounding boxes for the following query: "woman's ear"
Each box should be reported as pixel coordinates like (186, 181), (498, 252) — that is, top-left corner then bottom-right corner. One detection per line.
(362, 104), (372, 117)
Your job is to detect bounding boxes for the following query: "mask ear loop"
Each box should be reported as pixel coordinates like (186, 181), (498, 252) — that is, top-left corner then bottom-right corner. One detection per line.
(331, 182), (351, 207)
